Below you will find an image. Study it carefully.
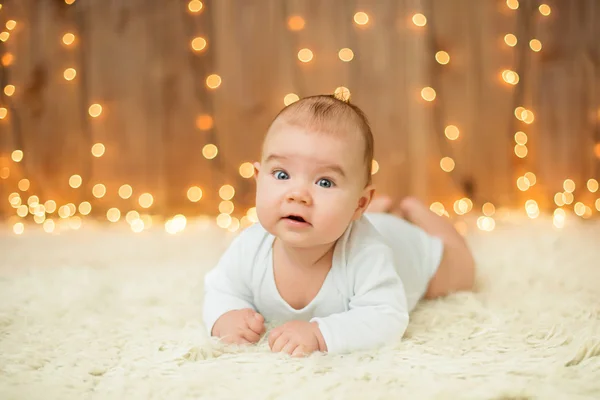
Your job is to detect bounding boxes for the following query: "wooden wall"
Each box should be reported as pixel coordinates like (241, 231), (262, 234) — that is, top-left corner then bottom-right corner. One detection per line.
(0, 0), (598, 221)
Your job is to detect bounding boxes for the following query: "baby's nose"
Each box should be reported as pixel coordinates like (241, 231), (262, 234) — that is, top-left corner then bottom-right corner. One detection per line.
(286, 187), (312, 205)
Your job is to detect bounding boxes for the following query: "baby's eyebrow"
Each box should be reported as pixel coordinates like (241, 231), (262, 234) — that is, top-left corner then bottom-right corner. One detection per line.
(264, 154), (287, 163)
(320, 164), (346, 178)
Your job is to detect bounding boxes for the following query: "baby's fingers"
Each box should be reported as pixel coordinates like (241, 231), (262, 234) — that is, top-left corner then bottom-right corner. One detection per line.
(241, 328), (261, 344)
(291, 345), (308, 358)
(246, 312), (266, 335)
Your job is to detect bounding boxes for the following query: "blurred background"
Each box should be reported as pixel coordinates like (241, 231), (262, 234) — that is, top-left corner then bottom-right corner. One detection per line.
(0, 0), (598, 234)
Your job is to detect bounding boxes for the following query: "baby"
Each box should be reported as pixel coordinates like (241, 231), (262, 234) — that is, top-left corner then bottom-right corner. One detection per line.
(202, 95), (475, 356)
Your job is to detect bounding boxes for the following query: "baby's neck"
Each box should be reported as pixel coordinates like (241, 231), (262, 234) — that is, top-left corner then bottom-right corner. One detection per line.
(274, 239), (335, 271)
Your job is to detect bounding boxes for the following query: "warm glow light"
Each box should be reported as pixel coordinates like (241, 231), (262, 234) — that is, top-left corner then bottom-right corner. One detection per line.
(13, 222), (24, 235)
(0, 107), (7, 119)
(246, 207), (258, 223)
(596, 198), (600, 212)
(187, 186), (203, 202)
(228, 217), (241, 232)
(68, 216), (82, 230)
(354, 12), (369, 26)
(196, 114), (213, 130)
(165, 215), (187, 234)
(477, 217), (496, 232)
(430, 202), (445, 216)
(517, 176), (530, 191)
(502, 69), (519, 85)
(191, 37), (207, 52)
(2, 52), (14, 67)
(12, 150), (23, 162)
(515, 107), (526, 120)
(506, 0), (519, 10)
(206, 74), (222, 89)
(573, 202), (586, 217)
(595, 143), (600, 159)
(287, 16), (305, 31)
(239, 162), (254, 178)
(0, 32), (10, 42)
(202, 144), (218, 159)
(69, 174), (82, 188)
(440, 157), (455, 172)
(18, 178), (30, 191)
(587, 179), (599, 193)
(78, 201), (91, 215)
(525, 199), (539, 219)
(106, 208), (121, 222)
(334, 86), (351, 101)
(563, 179), (576, 193)
(45, 200), (57, 213)
(435, 51), (450, 65)
(62, 33), (75, 46)
(524, 172), (536, 186)
(412, 13), (427, 27)
(4, 85), (15, 96)
(504, 34), (518, 47)
(0, 167), (9, 179)
(539, 4), (551, 15)
(188, 0), (203, 13)
(554, 193), (565, 206)
(514, 144), (528, 158)
(17, 205), (28, 218)
(64, 68), (77, 81)
(521, 110), (535, 124)
(43, 219), (55, 233)
(219, 185), (235, 200)
(90, 143), (105, 157)
(284, 93), (299, 106)
(58, 205), (70, 219)
(118, 184), (133, 199)
(126, 211), (141, 225)
(92, 183), (106, 198)
(139, 193), (154, 208)
(564, 192), (574, 205)
(219, 200), (234, 214)
(482, 202), (496, 216)
(131, 219), (145, 233)
(421, 87), (436, 102)
(8, 193), (21, 208)
(514, 131), (528, 145)
(338, 48), (354, 62)
(371, 160), (379, 175)
(216, 213), (232, 229)
(298, 48), (314, 63)
(5, 20), (16, 31)
(89, 104), (102, 117)
(65, 0), (76, 4)
(27, 195), (39, 206)
(529, 39), (542, 52)
(445, 125), (460, 140)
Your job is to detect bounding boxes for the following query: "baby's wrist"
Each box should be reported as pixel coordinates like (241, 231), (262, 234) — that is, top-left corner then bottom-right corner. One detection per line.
(310, 321), (327, 352)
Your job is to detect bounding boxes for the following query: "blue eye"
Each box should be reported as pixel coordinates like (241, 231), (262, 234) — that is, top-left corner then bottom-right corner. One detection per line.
(273, 170), (289, 180)
(317, 178), (334, 188)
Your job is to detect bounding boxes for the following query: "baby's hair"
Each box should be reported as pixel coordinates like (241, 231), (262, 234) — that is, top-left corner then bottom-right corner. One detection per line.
(267, 94), (374, 186)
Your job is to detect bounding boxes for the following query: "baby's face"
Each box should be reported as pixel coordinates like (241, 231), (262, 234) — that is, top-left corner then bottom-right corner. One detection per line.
(254, 124), (373, 248)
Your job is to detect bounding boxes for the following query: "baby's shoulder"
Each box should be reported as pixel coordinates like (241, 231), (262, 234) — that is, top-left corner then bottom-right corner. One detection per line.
(225, 222), (273, 260)
(337, 215), (394, 262)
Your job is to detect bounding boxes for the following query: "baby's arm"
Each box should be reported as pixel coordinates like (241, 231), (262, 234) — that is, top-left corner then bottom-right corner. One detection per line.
(202, 233), (265, 342)
(310, 244), (409, 354)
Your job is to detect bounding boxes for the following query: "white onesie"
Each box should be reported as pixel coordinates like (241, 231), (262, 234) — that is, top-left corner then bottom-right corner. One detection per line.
(202, 212), (443, 354)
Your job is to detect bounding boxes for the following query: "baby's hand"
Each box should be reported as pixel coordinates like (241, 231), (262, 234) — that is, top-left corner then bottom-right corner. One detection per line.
(212, 309), (266, 345)
(268, 320), (326, 357)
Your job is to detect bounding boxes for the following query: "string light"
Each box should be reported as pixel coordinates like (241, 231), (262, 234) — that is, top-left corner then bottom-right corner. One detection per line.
(0, 167), (9, 179)
(338, 48), (354, 62)
(239, 162), (254, 178)
(514, 131), (528, 145)
(216, 213), (232, 229)
(219, 185), (235, 200)
(191, 37), (207, 52)
(0, 107), (7, 119)
(596, 199), (600, 212)
(64, 68), (77, 81)
(587, 179), (599, 193)
(12, 150), (23, 162)
(202, 144), (218, 159)
(524, 172), (536, 186)
(517, 176), (530, 191)
(412, 13), (427, 27)
(529, 39), (542, 52)
(16, 205), (28, 217)
(228, 217), (241, 232)
(27, 195), (39, 206)
(91, 143), (105, 157)
(18, 179), (30, 191)
(421, 87), (436, 101)
(371, 160), (379, 175)
(13, 222), (24, 235)
(287, 16), (305, 31)
(65, 0), (76, 4)
(445, 125), (460, 140)
(188, 0), (203, 13)
(506, 0), (519, 10)
(45, 200), (57, 213)
(284, 93), (299, 106)
(219, 200), (234, 214)
(514, 144), (528, 158)
(69, 216), (82, 230)
(539, 4), (551, 16)
(440, 157), (455, 172)
(106, 208), (121, 222)
(187, 186), (203, 202)
(62, 33), (75, 46)
(6, 20), (16, 31)
(92, 184), (106, 198)
(131, 219), (145, 233)
(118, 184), (133, 199)
(564, 192), (574, 205)
(0, 32), (10, 42)
(563, 179), (576, 193)
(206, 74), (222, 89)
(435, 51), (450, 65)
(4, 85), (15, 96)
(482, 202), (496, 216)
(126, 211), (140, 225)
(139, 193), (154, 208)
(196, 114), (213, 130)
(2, 53), (14, 66)
(43, 219), (56, 233)
(502, 69), (519, 85)
(334, 86), (351, 101)
(430, 202), (445, 216)
(298, 48), (314, 63)
(477, 217), (495, 232)
(525, 199), (539, 219)
(89, 104), (102, 117)
(353, 12), (369, 26)
(165, 215), (187, 234)
(595, 143), (600, 159)
(69, 174), (82, 188)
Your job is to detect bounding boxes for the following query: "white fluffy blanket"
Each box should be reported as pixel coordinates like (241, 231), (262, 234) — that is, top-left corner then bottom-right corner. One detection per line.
(1, 215), (599, 399)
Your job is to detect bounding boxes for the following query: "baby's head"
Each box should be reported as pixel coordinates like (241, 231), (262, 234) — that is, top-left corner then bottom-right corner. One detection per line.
(253, 95), (375, 248)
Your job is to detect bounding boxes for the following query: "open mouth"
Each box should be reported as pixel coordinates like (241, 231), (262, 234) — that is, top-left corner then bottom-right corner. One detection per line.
(284, 215), (310, 224)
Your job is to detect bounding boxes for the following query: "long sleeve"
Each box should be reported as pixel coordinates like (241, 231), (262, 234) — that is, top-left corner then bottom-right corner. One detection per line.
(202, 233), (256, 336)
(310, 244), (409, 354)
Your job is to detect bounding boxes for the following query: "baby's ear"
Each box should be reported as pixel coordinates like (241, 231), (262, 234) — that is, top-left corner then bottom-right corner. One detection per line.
(353, 185), (375, 220)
